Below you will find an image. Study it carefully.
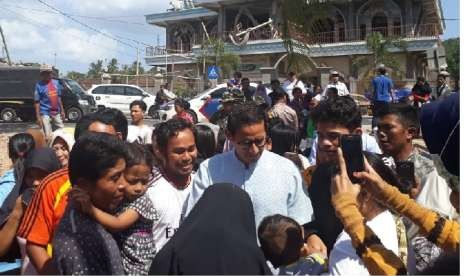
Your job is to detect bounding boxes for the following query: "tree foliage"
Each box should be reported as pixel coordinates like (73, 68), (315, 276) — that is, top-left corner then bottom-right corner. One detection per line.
(126, 61), (145, 75)
(87, 59), (104, 78)
(197, 38), (241, 79)
(66, 71), (86, 81)
(280, 0), (331, 70)
(106, 58), (119, 74)
(352, 32), (407, 80)
(443, 38), (459, 82)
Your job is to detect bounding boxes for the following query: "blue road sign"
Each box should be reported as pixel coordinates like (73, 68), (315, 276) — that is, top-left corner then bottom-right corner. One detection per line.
(207, 66), (219, 80)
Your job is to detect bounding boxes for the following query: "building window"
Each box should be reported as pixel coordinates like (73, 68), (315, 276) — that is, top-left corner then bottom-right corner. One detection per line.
(393, 21), (401, 37)
(311, 18), (335, 43)
(372, 13), (388, 37)
(359, 24), (367, 40)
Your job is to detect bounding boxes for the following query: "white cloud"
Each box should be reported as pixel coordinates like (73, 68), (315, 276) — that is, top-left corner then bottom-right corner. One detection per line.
(1, 0), (170, 73)
(67, 0), (169, 15)
(48, 27), (121, 63)
(0, 20), (46, 51)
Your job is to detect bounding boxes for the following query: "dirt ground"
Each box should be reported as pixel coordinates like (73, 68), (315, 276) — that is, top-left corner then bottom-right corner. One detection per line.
(0, 133), (14, 175)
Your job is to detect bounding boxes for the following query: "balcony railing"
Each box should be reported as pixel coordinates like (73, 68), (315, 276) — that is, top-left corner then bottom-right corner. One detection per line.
(290, 23), (440, 45)
(146, 23), (440, 57)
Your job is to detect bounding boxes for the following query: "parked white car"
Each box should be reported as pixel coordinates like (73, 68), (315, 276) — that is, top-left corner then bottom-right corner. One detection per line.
(154, 83), (270, 123)
(87, 84), (156, 115)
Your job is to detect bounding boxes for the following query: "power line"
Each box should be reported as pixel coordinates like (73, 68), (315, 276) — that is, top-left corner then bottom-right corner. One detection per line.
(1, 7), (138, 60)
(35, 0), (155, 48)
(36, 0), (145, 49)
(3, 4), (154, 27)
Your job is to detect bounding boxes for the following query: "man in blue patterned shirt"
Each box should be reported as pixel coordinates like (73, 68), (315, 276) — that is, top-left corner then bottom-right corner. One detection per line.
(185, 102), (313, 229)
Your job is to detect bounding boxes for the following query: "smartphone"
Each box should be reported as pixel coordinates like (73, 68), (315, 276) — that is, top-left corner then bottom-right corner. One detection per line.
(396, 161), (415, 189)
(340, 134), (364, 183)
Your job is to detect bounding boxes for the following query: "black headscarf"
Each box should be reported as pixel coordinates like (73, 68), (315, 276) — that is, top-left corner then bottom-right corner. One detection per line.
(0, 148), (61, 225)
(149, 183), (271, 275)
(421, 93), (459, 176)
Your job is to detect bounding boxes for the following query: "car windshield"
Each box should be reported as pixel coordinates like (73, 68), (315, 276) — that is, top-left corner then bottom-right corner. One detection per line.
(63, 79), (86, 95)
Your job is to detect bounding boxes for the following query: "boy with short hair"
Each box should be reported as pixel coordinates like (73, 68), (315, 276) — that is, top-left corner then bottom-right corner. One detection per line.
(258, 214), (326, 275)
(127, 100), (152, 144)
(377, 103), (458, 272)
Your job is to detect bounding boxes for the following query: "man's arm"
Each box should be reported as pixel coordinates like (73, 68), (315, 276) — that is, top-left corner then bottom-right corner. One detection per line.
(34, 102), (42, 128)
(26, 242), (57, 274)
(390, 79), (395, 102)
(34, 85), (43, 128)
(0, 197), (24, 257)
(59, 98), (66, 121)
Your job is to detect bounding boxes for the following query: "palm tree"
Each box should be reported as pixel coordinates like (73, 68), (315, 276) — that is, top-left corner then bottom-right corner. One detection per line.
(87, 60), (104, 78)
(351, 32), (407, 93)
(279, 0), (331, 70)
(106, 58), (119, 74)
(197, 38), (241, 80)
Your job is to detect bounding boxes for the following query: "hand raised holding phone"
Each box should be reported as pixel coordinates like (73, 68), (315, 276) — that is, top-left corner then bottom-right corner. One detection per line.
(340, 134), (365, 183)
(330, 148), (361, 198)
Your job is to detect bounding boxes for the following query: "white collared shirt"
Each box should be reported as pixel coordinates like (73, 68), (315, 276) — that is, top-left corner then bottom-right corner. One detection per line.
(329, 210), (399, 275)
(185, 150), (313, 228)
(323, 81), (350, 97)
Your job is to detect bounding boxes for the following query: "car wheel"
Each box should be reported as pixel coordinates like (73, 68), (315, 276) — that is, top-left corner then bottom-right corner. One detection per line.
(19, 113), (35, 122)
(148, 105), (157, 119)
(0, 107), (17, 122)
(67, 107), (83, 122)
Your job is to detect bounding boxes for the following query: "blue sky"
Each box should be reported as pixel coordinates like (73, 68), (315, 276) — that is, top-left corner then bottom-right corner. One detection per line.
(0, 0), (459, 74)
(441, 0), (459, 39)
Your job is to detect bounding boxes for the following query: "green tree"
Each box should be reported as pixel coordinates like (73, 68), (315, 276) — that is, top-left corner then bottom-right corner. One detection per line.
(66, 71), (86, 81)
(280, 0), (331, 70)
(129, 61), (145, 75)
(443, 38), (459, 83)
(197, 38), (241, 80)
(87, 59), (104, 78)
(106, 58), (119, 74)
(119, 61), (144, 75)
(352, 32), (407, 80)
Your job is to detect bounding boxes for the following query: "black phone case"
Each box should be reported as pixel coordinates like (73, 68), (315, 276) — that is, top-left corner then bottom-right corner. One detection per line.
(340, 135), (364, 183)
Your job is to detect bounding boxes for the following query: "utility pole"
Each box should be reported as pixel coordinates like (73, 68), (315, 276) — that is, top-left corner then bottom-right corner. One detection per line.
(136, 51), (140, 76)
(53, 52), (57, 67)
(0, 25), (12, 65)
(136, 42), (140, 86)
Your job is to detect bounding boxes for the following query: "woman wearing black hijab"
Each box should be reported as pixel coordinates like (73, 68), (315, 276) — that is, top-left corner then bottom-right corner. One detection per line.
(0, 148), (60, 261)
(149, 183), (271, 275)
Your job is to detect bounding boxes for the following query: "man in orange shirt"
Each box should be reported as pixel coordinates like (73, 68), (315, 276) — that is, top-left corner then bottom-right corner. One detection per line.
(17, 108), (127, 274)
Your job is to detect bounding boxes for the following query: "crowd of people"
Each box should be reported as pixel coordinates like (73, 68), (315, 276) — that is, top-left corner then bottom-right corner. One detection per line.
(0, 66), (459, 275)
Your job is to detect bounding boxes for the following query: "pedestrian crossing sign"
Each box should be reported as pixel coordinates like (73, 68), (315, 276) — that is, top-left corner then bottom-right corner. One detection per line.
(207, 66), (219, 80)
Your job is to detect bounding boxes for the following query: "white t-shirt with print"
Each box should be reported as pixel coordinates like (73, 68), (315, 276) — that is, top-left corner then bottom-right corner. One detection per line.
(146, 172), (193, 252)
(127, 124), (153, 144)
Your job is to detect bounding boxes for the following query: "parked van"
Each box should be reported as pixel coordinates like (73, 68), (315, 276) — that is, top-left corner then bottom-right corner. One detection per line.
(0, 66), (96, 122)
(87, 84), (156, 115)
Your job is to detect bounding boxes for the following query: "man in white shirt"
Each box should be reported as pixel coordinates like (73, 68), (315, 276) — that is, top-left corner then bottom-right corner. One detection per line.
(185, 103), (313, 229)
(282, 72), (306, 101)
(323, 70), (349, 98)
(146, 118), (197, 252)
(329, 191), (399, 275)
(127, 100), (153, 144)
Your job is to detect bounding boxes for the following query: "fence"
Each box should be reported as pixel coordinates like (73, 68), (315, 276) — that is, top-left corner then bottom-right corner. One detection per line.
(291, 23), (440, 45)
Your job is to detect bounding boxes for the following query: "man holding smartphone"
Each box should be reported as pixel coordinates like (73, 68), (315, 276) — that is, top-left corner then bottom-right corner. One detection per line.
(376, 103), (458, 272)
(302, 96), (375, 255)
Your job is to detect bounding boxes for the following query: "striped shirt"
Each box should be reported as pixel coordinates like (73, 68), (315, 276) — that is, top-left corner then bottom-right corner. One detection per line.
(18, 168), (70, 254)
